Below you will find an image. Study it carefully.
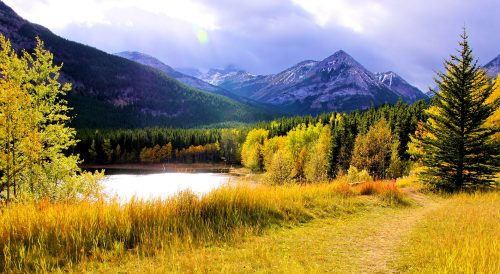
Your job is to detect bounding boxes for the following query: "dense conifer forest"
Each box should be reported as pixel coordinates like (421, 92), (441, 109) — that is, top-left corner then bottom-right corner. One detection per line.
(75, 100), (427, 176)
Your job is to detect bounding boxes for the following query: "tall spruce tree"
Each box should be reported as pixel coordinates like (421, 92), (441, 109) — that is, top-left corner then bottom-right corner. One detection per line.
(415, 30), (499, 192)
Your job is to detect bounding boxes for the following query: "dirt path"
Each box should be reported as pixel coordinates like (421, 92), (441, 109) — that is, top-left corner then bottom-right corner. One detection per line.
(88, 193), (443, 273)
(185, 193), (444, 273)
(356, 192), (441, 273)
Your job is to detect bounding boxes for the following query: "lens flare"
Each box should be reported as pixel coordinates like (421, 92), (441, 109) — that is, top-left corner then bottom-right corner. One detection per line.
(196, 29), (209, 44)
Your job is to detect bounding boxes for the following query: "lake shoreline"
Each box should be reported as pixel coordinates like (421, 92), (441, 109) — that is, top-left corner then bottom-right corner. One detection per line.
(81, 163), (239, 175)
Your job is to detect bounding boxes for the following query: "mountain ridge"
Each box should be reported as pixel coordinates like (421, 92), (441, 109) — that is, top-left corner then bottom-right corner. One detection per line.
(114, 51), (238, 99)
(484, 54), (500, 78)
(0, 1), (270, 128)
(200, 50), (427, 114)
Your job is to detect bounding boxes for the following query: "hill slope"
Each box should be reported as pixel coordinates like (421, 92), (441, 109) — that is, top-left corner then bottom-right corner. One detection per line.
(0, 1), (270, 128)
(115, 51), (238, 99)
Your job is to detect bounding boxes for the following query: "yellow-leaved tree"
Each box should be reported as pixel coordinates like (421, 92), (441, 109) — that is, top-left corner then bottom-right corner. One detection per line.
(351, 119), (393, 179)
(0, 34), (103, 202)
(485, 74), (500, 142)
(241, 128), (269, 171)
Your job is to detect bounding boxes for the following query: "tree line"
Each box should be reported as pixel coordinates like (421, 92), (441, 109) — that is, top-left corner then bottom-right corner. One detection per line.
(241, 109), (422, 184)
(76, 100), (427, 173)
(75, 127), (248, 164)
(245, 30), (499, 191)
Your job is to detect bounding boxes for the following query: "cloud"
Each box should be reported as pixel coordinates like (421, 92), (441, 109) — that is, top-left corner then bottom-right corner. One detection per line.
(291, 0), (388, 33)
(4, 0), (500, 90)
(7, 0), (218, 30)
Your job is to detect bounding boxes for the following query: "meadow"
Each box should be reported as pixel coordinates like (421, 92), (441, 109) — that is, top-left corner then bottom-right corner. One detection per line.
(394, 191), (499, 273)
(0, 180), (407, 272)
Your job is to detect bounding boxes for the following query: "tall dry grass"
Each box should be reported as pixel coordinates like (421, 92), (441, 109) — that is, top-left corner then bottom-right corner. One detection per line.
(395, 191), (500, 273)
(0, 181), (379, 272)
(355, 180), (410, 205)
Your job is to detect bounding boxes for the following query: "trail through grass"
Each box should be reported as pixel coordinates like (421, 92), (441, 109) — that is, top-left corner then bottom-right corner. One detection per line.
(80, 192), (442, 273)
(3, 182), (496, 273)
(356, 191), (441, 273)
(394, 191), (499, 273)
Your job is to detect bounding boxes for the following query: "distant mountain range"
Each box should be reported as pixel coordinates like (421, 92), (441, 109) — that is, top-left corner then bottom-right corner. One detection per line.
(0, 1), (269, 128)
(116, 50), (430, 114)
(198, 51), (427, 114)
(1, 0), (498, 127)
(484, 55), (500, 78)
(115, 51), (235, 99)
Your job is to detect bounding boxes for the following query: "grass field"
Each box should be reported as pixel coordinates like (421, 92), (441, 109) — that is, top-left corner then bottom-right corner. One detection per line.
(0, 181), (404, 272)
(394, 191), (499, 273)
(0, 180), (498, 273)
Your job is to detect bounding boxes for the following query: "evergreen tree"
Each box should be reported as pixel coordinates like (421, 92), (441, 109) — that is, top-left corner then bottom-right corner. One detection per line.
(414, 31), (499, 192)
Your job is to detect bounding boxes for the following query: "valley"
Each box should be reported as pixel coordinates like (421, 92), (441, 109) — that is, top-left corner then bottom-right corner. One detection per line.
(0, 0), (498, 273)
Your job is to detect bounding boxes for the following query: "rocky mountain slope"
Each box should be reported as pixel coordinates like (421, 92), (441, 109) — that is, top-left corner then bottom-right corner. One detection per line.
(202, 51), (426, 114)
(376, 71), (428, 102)
(484, 54), (500, 78)
(115, 51), (238, 99)
(0, 1), (269, 128)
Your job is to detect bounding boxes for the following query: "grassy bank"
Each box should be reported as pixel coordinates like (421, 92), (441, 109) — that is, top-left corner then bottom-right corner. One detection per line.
(0, 181), (404, 272)
(395, 191), (500, 273)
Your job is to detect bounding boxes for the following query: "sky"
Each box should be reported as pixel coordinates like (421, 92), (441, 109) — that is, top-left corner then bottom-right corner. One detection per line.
(4, 0), (500, 90)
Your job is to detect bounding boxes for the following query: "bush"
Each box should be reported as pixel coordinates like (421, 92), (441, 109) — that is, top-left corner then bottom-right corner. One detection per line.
(265, 149), (292, 185)
(345, 166), (373, 184)
(356, 181), (408, 205)
(396, 164), (426, 191)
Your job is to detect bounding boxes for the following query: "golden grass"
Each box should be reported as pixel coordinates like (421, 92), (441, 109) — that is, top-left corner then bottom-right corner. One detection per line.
(395, 191), (500, 273)
(356, 180), (410, 205)
(0, 181), (394, 272)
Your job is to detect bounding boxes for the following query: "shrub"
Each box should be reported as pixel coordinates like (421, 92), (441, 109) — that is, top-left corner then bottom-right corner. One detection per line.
(356, 181), (408, 205)
(265, 149), (292, 185)
(345, 166), (373, 184)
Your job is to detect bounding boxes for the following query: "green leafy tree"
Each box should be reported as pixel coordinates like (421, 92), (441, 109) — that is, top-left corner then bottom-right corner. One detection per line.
(413, 31), (499, 191)
(102, 138), (113, 163)
(387, 139), (406, 179)
(219, 129), (243, 164)
(265, 148), (292, 185)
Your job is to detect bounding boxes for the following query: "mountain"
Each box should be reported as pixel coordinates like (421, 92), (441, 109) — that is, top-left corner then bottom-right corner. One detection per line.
(257, 50), (401, 113)
(200, 65), (262, 95)
(484, 54), (500, 78)
(203, 51), (424, 114)
(0, 1), (270, 128)
(115, 51), (236, 99)
(376, 71), (428, 102)
(175, 67), (203, 78)
(426, 54), (500, 98)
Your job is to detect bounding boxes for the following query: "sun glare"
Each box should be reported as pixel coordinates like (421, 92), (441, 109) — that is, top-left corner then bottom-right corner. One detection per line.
(196, 29), (209, 44)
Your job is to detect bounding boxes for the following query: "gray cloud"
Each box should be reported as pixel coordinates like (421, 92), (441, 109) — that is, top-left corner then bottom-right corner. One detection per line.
(5, 0), (500, 90)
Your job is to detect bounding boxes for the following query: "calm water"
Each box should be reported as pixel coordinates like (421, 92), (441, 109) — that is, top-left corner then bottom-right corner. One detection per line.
(103, 173), (231, 201)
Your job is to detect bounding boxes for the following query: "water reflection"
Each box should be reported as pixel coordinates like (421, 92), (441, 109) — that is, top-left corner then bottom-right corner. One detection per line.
(103, 173), (230, 201)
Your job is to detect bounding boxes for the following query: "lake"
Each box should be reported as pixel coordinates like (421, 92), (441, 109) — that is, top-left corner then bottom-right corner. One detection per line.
(102, 173), (231, 201)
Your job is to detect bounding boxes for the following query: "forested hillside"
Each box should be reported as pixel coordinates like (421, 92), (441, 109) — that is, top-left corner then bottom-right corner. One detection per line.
(0, 1), (272, 128)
